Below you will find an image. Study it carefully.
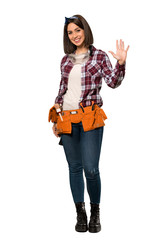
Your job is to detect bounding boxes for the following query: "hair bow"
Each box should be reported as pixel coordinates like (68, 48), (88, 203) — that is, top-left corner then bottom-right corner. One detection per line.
(65, 16), (78, 24)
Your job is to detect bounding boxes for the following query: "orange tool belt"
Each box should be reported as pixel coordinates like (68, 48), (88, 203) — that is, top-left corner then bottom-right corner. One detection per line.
(48, 101), (107, 134)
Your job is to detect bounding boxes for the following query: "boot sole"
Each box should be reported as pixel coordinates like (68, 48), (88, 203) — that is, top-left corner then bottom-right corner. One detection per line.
(89, 225), (101, 233)
(75, 224), (88, 232)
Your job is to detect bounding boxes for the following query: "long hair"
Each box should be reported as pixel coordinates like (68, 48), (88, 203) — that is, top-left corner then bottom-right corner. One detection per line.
(63, 14), (94, 54)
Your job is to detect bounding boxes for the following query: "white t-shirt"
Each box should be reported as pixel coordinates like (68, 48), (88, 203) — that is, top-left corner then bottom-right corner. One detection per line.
(63, 51), (90, 111)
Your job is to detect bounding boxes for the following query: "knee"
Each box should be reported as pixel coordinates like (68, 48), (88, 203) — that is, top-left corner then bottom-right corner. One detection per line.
(84, 167), (100, 180)
(68, 164), (83, 174)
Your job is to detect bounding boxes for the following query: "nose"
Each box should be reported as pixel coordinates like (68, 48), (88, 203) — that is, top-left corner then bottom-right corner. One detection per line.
(73, 32), (78, 39)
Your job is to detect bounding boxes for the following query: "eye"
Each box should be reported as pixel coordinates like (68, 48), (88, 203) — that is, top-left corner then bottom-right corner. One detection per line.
(76, 29), (80, 32)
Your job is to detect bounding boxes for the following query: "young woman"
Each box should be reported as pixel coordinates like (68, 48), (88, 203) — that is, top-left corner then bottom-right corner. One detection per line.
(50, 14), (129, 233)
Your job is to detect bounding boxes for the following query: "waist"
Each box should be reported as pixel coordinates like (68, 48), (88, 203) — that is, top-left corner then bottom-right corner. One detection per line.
(61, 108), (82, 116)
(61, 103), (97, 116)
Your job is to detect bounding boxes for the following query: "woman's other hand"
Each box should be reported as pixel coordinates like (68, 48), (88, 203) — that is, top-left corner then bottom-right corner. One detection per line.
(109, 39), (129, 65)
(54, 103), (60, 109)
(52, 123), (60, 137)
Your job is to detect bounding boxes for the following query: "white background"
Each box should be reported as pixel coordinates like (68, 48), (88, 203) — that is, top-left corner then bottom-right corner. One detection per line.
(0, 0), (160, 239)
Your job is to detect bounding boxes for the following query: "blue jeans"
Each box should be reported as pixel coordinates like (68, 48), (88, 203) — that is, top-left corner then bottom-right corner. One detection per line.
(61, 122), (104, 204)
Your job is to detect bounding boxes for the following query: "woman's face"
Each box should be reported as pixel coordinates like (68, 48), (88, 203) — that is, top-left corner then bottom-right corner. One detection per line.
(67, 23), (85, 48)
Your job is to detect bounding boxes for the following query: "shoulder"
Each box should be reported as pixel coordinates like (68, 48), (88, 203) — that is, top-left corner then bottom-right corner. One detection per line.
(59, 54), (70, 72)
(91, 45), (109, 61)
(60, 54), (68, 65)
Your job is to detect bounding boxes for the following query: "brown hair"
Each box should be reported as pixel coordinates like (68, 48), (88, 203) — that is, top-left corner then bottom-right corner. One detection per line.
(63, 14), (94, 54)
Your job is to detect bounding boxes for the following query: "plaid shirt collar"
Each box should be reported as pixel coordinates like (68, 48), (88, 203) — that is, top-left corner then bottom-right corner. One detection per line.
(64, 45), (97, 65)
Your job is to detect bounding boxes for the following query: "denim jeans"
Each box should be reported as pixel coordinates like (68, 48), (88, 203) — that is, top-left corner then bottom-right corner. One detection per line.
(61, 121), (104, 204)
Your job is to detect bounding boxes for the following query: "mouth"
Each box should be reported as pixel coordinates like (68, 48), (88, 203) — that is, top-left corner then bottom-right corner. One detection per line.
(74, 38), (81, 44)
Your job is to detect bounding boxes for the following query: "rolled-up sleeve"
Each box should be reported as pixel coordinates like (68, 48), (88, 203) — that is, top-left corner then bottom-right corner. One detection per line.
(101, 53), (126, 88)
(54, 77), (65, 105)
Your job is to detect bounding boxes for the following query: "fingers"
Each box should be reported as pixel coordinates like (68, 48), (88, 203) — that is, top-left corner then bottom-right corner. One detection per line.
(118, 39), (124, 50)
(126, 45), (130, 52)
(116, 39), (123, 50)
(108, 51), (116, 58)
(117, 39), (129, 52)
(117, 39), (129, 50)
(54, 103), (60, 109)
(116, 40), (119, 50)
(121, 40), (124, 50)
(54, 131), (59, 137)
(120, 39), (122, 49)
(113, 39), (125, 51)
(52, 124), (59, 138)
(108, 51), (120, 60)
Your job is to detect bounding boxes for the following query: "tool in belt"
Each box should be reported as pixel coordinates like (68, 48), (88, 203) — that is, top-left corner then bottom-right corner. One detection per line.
(48, 101), (107, 134)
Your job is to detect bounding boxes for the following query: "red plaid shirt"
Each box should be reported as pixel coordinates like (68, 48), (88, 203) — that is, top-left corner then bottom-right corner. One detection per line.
(55, 45), (126, 108)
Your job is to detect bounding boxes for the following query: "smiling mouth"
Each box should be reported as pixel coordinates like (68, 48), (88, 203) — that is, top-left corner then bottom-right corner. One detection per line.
(74, 38), (81, 43)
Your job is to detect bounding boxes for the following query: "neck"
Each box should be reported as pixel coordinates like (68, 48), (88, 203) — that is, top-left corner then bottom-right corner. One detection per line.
(75, 46), (89, 55)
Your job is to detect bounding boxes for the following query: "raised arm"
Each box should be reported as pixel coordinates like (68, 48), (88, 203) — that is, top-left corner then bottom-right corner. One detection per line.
(102, 39), (129, 88)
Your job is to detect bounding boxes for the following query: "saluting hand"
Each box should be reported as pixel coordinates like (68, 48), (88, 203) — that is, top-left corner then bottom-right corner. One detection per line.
(109, 39), (129, 65)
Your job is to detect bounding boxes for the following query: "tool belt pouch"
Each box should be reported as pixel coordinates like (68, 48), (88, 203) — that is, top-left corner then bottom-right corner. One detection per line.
(81, 104), (95, 132)
(81, 101), (107, 132)
(93, 106), (107, 129)
(56, 114), (72, 134)
(48, 105), (57, 123)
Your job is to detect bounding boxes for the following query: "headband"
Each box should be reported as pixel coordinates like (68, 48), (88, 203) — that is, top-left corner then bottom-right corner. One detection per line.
(65, 16), (78, 24)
